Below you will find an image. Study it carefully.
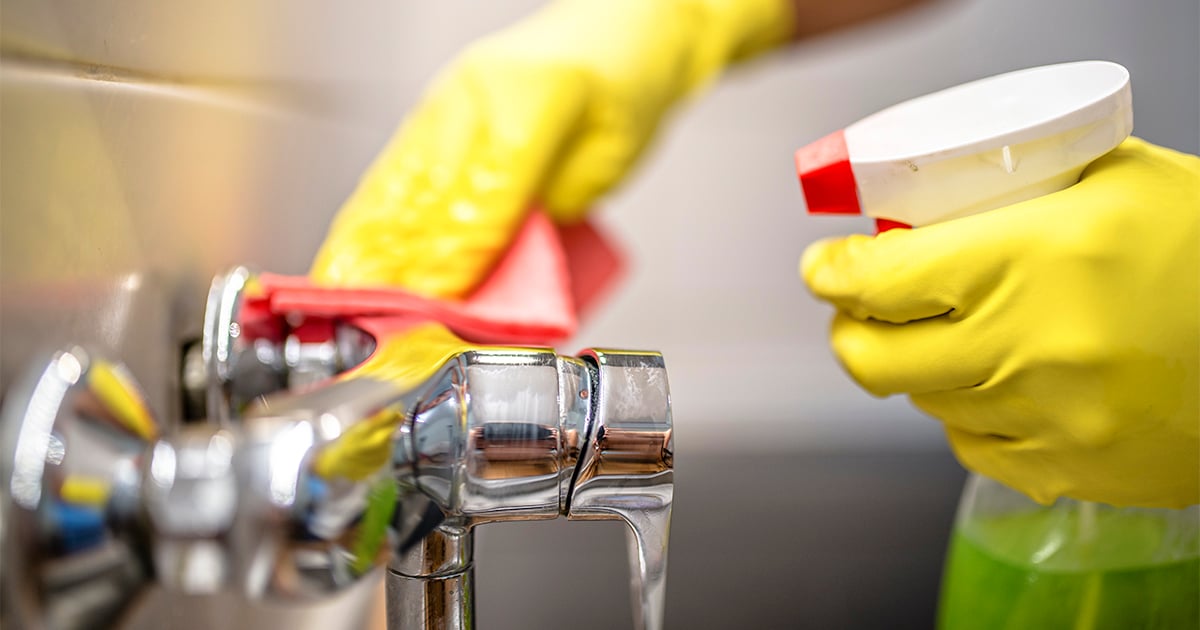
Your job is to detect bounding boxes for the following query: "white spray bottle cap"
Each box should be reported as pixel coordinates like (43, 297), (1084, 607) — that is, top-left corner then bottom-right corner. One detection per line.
(795, 60), (1133, 230)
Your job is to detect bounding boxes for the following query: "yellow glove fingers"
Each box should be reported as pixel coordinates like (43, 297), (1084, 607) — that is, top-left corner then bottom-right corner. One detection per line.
(829, 311), (995, 397)
(311, 58), (589, 298)
(390, 60), (590, 296)
(1078, 136), (1200, 197)
(807, 137), (1199, 507)
(314, 0), (798, 296)
(946, 422), (1200, 508)
(541, 113), (645, 224)
(913, 378), (1051, 445)
(310, 69), (494, 292)
(462, 58), (591, 198)
(918, 336), (1200, 508)
(800, 178), (1121, 325)
(942, 427), (1066, 505)
(801, 227), (1005, 325)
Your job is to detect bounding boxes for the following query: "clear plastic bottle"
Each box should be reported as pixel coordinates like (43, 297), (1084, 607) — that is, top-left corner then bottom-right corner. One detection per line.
(938, 476), (1199, 630)
(794, 61), (1200, 629)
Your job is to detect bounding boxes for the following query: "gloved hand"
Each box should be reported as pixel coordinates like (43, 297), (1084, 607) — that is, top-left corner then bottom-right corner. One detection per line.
(311, 0), (794, 299)
(801, 138), (1200, 508)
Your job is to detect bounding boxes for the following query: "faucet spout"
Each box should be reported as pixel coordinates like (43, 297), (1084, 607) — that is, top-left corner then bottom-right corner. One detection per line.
(232, 324), (676, 629)
(2, 266), (674, 629)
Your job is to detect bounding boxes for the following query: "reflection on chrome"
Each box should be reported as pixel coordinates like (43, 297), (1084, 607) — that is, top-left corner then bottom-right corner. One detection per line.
(267, 421), (314, 506)
(3, 273), (674, 630)
(1, 347), (157, 629)
(150, 440), (176, 487)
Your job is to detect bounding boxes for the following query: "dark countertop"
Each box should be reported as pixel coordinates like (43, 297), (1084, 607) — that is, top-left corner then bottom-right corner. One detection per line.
(477, 449), (968, 629)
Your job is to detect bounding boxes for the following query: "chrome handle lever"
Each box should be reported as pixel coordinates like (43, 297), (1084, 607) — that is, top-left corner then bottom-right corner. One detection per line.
(566, 350), (673, 630)
(2, 342), (673, 630)
(3, 266), (673, 629)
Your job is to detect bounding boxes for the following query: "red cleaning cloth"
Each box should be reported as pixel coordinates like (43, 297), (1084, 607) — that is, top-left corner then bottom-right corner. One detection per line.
(244, 212), (624, 346)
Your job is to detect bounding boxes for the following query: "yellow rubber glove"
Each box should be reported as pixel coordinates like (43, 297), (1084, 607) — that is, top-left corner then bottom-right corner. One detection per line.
(311, 0), (794, 298)
(801, 138), (1200, 509)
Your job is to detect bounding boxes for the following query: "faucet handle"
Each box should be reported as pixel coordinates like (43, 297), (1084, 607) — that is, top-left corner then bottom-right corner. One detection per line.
(194, 266), (376, 425)
(568, 349), (673, 630)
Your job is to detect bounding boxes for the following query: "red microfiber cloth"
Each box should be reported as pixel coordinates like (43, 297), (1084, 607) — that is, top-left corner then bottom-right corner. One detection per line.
(242, 212), (624, 346)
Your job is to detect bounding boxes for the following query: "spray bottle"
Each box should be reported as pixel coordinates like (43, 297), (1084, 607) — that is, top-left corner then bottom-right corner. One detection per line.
(794, 61), (1199, 629)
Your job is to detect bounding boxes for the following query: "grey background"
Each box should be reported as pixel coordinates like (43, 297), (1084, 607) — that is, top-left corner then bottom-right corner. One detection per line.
(1, 0), (1197, 627)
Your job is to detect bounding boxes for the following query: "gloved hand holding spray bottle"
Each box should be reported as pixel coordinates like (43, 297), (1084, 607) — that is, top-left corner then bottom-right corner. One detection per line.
(797, 61), (1200, 628)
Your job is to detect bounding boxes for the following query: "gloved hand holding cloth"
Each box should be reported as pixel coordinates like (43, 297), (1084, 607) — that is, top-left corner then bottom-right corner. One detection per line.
(311, 0), (796, 298)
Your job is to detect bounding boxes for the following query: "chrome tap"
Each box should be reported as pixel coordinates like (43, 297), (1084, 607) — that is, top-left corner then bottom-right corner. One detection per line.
(2, 267), (673, 630)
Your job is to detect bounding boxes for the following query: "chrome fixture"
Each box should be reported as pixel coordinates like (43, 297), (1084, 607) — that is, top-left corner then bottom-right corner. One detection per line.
(2, 267), (673, 630)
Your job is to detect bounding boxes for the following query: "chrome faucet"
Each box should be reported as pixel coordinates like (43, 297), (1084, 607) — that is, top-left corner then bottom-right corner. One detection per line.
(1, 267), (673, 630)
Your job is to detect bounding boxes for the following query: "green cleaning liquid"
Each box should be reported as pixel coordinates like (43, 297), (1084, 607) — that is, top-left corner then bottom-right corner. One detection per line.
(938, 508), (1199, 630)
